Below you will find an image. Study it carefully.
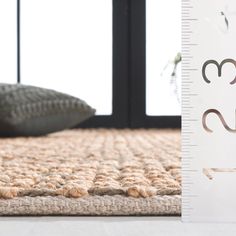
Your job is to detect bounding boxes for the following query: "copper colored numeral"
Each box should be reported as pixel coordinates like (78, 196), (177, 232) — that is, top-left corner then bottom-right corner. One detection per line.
(203, 168), (236, 180)
(202, 109), (236, 133)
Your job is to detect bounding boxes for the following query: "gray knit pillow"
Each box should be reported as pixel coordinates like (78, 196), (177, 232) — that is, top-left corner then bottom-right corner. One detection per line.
(0, 83), (95, 136)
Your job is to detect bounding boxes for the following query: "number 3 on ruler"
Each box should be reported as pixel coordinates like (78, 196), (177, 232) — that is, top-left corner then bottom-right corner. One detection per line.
(202, 59), (236, 132)
(202, 59), (236, 84)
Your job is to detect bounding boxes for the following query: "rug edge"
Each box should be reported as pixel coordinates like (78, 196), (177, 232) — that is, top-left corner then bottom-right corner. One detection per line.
(0, 195), (181, 216)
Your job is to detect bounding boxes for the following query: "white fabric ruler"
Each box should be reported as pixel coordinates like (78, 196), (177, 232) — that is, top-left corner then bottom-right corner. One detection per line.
(182, 0), (236, 222)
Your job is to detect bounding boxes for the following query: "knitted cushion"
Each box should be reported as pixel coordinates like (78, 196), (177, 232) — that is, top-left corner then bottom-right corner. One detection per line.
(0, 83), (95, 136)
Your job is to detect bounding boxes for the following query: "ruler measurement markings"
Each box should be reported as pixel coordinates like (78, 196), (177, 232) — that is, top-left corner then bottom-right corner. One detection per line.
(182, 145), (196, 149)
(182, 1), (194, 221)
(182, 177), (194, 181)
(182, 0), (195, 222)
(183, 44), (198, 46)
(182, 157), (196, 161)
(182, 161), (191, 165)
(182, 172), (196, 176)
(182, 202), (192, 205)
(182, 125), (191, 128)
(182, 19), (198, 21)
(182, 183), (194, 187)
(182, 98), (193, 101)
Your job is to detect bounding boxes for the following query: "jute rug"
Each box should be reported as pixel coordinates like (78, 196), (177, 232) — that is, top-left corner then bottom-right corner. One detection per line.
(0, 129), (181, 216)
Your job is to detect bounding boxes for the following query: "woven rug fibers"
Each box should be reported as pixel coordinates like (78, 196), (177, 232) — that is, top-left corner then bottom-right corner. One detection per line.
(0, 129), (181, 215)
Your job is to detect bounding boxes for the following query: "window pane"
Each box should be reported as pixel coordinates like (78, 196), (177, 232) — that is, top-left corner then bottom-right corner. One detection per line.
(146, 0), (181, 116)
(0, 0), (17, 83)
(21, 0), (112, 115)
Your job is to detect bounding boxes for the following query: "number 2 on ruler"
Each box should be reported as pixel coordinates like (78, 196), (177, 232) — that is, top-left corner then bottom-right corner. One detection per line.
(202, 58), (236, 133)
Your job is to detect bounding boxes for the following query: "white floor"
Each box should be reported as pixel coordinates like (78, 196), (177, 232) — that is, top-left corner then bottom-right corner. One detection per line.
(1, 217), (236, 236)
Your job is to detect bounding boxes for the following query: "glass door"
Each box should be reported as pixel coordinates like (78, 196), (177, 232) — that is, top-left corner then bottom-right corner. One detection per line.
(146, 0), (181, 116)
(21, 0), (112, 115)
(0, 0), (17, 83)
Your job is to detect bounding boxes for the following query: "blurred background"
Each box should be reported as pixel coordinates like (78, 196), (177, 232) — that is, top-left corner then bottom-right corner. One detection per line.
(0, 0), (181, 128)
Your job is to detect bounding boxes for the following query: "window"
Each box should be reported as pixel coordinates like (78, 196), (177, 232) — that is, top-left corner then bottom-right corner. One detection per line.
(129, 0), (181, 128)
(0, 0), (17, 83)
(2, 0), (180, 128)
(21, 0), (112, 115)
(146, 0), (181, 116)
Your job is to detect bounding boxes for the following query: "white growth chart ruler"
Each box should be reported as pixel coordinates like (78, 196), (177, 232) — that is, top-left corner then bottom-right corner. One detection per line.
(182, 0), (236, 222)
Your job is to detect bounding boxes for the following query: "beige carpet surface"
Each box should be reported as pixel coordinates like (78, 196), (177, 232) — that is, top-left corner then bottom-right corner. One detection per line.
(0, 129), (181, 215)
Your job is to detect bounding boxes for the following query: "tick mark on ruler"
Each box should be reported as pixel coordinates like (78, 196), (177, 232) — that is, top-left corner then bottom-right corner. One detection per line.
(183, 195), (199, 198)
(183, 31), (193, 34)
(183, 44), (198, 46)
(182, 119), (198, 121)
(182, 18), (198, 21)
(183, 6), (193, 8)
(184, 69), (198, 71)
(183, 170), (198, 172)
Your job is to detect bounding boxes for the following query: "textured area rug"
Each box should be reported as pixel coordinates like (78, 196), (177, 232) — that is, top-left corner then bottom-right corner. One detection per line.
(0, 129), (181, 215)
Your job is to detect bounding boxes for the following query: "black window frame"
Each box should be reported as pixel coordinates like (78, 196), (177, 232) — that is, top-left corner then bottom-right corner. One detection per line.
(16, 0), (181, 129)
